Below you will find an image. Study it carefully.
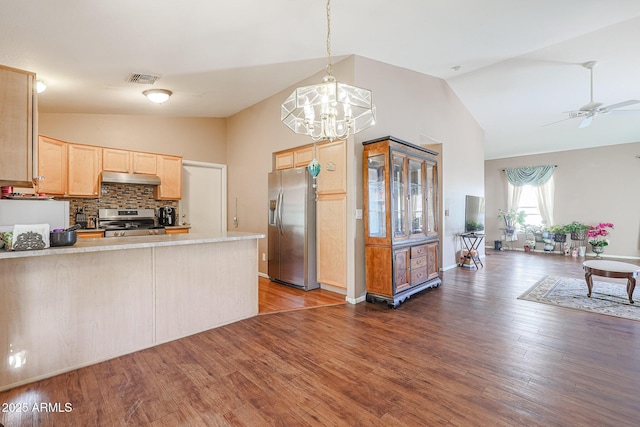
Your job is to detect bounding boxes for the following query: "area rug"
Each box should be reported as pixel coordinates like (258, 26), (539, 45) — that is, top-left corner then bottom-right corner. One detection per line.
(518, 276), (640, 321)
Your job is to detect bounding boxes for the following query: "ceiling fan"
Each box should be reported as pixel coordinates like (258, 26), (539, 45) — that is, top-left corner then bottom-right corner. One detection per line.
(548, 61), (640, 128)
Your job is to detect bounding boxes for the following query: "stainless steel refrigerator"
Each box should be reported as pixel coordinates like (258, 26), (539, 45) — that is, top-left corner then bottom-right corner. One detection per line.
(268, 167), (318, 290)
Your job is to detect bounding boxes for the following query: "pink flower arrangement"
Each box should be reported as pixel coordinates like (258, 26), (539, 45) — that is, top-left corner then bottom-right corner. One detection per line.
(587, 222), (614, 247)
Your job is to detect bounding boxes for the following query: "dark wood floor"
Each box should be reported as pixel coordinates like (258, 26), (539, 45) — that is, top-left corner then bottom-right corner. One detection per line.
(2, 251), (640, 426)
(258, 277), (346, 314)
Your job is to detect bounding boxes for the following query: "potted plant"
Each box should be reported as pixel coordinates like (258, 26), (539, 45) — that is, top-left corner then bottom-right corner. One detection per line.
(498, 209), (526, 236)
(548, 224), (567, 243)
(565, 221), (589, 241)
(587, 222), (614, 258)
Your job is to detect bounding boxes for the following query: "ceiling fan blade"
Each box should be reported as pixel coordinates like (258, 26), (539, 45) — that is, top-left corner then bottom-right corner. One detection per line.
(543, 117), (575, 127)
(600, 99), (640, 111)
(579, 116), (593, 128)
(609, 109), (640, 115)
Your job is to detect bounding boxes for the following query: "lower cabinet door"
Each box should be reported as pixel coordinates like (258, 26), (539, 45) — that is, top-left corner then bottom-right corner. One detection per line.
(427, 242), (439, 280)
(394, 247), (410, 292)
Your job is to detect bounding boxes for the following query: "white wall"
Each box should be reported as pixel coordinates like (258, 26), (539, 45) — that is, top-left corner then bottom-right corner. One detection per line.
(39, 114), (227, 164)
(485, 141), (640, 259)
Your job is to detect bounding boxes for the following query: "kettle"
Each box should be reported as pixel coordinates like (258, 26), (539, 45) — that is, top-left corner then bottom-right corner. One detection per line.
(158, 207), (176, 226)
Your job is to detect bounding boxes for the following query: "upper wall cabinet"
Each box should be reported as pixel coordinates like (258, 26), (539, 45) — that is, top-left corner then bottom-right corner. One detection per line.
(274, 145), (315, 171)
(103, 148), (157, 175)
(39, 136), (180, 199)
(132, 151), (157, 175)
(67, 144), (102, 197)
(102, 148), (131, 173)
(155, 155), (182, 200)
(38, 136), (67, 195)
(0, 65), (36, 186)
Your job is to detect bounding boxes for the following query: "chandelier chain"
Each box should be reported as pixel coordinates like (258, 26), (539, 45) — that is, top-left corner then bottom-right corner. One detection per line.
(326, 0), (333, 76)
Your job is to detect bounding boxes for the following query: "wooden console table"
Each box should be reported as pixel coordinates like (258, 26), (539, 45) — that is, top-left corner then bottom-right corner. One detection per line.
(583, 260), (640, 304)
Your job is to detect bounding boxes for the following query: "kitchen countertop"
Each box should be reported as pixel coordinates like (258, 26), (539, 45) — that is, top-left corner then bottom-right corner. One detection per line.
(0, 231), (264, 260)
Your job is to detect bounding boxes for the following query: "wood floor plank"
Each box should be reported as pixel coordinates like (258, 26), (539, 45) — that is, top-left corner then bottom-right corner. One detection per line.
(2, 250), (640, 426)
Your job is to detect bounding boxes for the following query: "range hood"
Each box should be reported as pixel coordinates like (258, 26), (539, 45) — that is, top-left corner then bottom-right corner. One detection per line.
(100, 171), (161, 186)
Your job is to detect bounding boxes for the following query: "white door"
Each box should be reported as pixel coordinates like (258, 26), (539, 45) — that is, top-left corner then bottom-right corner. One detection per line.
(180, 160), (227, 234)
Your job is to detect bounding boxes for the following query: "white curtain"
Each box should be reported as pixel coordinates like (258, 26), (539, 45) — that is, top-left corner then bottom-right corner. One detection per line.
(504, 164), (556, 231)
(536, 176), (554, 227)
(507, 183), (522, 214)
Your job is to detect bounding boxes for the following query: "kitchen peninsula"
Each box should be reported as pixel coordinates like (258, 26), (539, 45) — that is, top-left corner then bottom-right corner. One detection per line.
(0, 232), (263, 391)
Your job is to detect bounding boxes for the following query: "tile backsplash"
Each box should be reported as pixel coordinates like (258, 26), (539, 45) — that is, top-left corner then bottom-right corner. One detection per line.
(56, 183), (178, 227)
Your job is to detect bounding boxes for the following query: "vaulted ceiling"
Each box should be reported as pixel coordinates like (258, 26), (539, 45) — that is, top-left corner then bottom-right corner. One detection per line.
(3, 0), (640, 159)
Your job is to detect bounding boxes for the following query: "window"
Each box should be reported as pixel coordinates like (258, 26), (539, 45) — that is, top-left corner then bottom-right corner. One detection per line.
(517, 185), (542, 227)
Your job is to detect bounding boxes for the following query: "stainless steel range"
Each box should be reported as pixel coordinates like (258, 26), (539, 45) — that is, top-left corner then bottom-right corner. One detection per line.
(98, 208), (166, 237)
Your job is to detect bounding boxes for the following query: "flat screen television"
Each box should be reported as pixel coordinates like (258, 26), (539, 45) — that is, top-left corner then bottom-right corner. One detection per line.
(464, 195), (485, 233)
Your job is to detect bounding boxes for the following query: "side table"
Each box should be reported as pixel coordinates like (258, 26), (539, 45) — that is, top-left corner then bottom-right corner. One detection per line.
(459, 232), (484, 269)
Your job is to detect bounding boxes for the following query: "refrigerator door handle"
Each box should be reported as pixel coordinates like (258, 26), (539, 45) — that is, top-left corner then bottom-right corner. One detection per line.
(277, 189), (284, 234)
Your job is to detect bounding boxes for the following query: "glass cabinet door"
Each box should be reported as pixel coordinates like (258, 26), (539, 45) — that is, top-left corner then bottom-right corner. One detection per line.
(408, 158), (424, 237)
(367, 155), (386, 238)
(426, 161), (437, 236)
(392, 154), (407, 239)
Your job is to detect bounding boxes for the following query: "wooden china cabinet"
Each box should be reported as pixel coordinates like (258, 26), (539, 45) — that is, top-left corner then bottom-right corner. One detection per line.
(363, 136), (441, 308)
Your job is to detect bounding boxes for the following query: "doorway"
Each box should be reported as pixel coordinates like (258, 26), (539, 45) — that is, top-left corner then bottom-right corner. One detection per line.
(180, 160), (227, 234)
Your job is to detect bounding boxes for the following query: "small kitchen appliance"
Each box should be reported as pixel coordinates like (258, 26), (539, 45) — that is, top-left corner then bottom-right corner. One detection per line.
(158, 206), (176, 226)
(98, 208), (166, 237)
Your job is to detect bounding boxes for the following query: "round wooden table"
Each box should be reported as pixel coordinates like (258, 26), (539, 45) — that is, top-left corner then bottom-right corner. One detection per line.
(583, 260), (640, 304)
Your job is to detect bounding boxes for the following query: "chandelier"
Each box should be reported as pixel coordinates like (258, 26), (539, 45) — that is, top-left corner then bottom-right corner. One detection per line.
(281, 0), (376, 144)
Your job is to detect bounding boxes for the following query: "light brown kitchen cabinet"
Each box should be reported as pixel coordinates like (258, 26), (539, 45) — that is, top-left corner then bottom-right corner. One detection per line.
(38, 136), (67, 195)
(132, 151), (157, 174)
(155, 155), (182, 200)
(77, 231), (105, 239)
(316, 139), (347, 289)
(0, 65), (36, 186)
(316, 140), (346, 195)
(274, 145), (316, 170)
(102, 148), (131, 173)
(294, 146), (314, 167)
(67, 144), (101, 197)
(363, 136), (441, 308)
(316, 192), (347, 289)
(165, 227), (189, 235)
(275, 151), (294, 170)
(103, 148), (157, 175)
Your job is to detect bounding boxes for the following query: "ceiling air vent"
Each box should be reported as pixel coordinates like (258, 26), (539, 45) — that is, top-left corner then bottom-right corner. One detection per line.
(126, 73), (161, 85)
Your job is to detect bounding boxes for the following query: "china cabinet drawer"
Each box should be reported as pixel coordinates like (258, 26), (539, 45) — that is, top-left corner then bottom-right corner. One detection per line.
(411, 266), (428, 285)
(410, 256), (426, 269)
(411, 245), (427, 258)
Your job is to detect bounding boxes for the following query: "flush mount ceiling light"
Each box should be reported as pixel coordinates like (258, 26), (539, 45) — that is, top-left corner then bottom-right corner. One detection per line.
(281, 0), (376, 143)
(36, 80), (47, 93)
(143, 89), (172, 104)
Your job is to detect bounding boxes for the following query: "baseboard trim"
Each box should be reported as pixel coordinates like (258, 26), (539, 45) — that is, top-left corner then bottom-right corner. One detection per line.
(347, 294), (367, 305)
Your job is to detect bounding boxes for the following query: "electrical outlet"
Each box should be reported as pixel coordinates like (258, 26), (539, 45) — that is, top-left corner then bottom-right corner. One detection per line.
(233, 216), (238, 227)
(262, 253), (266, 262)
